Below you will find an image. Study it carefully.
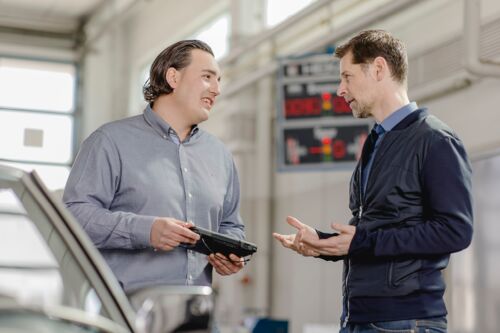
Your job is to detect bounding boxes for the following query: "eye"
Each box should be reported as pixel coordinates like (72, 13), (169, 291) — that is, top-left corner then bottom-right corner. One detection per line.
(203, 74), (211, 80)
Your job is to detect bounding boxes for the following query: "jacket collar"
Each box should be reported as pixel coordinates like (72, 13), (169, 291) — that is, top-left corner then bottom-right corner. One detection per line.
(367, 108), (428, 176)
(392, 108), (428, 131)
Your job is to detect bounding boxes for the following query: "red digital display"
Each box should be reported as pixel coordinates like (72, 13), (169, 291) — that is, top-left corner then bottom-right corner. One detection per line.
(284, 95), (351, 119)
(285, 98), (322, 117)
(278, 55), (366, 170)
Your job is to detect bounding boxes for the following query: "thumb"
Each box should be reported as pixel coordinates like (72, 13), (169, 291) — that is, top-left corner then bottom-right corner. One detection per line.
(331, 223), (350, 233)
(287, 216), (304, 230)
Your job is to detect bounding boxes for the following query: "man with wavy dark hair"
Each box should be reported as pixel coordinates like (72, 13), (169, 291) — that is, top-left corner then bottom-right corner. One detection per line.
(64, 40), (246, 291)
(274, 30), (473, 332)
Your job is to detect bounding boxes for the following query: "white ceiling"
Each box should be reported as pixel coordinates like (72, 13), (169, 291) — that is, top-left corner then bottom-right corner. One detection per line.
(0, 0), (105, 33)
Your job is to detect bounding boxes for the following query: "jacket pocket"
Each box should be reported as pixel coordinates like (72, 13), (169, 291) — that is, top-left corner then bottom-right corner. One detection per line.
(388, 258), (422, 290)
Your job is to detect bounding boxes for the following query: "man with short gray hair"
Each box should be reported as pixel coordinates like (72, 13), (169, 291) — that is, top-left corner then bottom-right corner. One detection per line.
(274, 30), (473, 333)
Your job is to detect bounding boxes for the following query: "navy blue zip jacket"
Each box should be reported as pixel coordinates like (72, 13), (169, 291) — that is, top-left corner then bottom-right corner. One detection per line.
(318, 109), (473, 323)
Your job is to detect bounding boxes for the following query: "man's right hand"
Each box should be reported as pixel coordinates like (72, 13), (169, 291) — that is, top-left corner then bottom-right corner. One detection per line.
(272, 216), (320, 257)
(150, 218), (200, 251)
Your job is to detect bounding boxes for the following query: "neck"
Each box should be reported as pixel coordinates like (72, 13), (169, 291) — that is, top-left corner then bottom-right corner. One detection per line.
(371, 85), (410, 123)
(151, 95), (192, 141)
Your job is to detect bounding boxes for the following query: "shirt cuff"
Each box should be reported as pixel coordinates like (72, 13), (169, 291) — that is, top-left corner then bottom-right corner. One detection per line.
(131, 215), (156, 248)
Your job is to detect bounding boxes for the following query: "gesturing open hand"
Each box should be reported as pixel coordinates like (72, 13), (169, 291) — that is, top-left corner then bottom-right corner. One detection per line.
(272, 216), (320, 257)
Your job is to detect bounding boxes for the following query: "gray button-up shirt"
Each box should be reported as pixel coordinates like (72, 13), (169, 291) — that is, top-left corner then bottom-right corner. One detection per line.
(63, 105), (245, 291)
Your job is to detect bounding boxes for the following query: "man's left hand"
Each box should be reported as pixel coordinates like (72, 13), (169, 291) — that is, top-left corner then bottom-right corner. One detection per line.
(300, 223), (356, 256)
(208, 253), (244, 276)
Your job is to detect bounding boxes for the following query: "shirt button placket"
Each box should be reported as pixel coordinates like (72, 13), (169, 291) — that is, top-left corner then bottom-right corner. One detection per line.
(187, 251), (194, 285)
(179, 145), (194, 285)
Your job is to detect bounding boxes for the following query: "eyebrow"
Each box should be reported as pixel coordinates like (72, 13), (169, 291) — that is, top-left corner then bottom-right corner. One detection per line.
(340, 71), (352, 78)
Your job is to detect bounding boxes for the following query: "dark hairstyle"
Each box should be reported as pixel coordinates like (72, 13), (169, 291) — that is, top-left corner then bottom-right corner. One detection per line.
(143, 40), (214, 103)
(334, 29), (408, 84)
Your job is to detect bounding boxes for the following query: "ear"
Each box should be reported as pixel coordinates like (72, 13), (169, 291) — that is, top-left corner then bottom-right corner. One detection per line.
(373, 56), (388, 81)
(165, 67), (178, 89)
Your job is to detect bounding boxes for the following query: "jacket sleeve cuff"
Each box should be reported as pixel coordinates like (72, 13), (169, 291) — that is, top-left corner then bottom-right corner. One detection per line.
(131, 215), (157, 248)
(348, 227), (375, 256)
(315, 229), (343, 261)
(316, 229), (339, 239)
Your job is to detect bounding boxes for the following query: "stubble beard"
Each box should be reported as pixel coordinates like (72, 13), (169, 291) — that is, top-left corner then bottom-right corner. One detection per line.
(351, 102), (372, 119)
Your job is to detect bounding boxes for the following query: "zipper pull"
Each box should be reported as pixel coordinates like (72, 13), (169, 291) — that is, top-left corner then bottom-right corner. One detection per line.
(358, 205), (363, 218)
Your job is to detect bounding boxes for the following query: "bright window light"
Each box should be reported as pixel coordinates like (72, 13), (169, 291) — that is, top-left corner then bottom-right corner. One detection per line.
(266, 0), (316, 27)
(141, 65), (149, 87)
(0, 162), (70, 191)
(0, 110), (73, 164)
(0, 57), (76, 191)
(0, 58), (75, 112)
(192, 14), (230, 59)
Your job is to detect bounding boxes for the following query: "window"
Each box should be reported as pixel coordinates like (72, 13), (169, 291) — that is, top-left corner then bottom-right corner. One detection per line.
(192, 14), (230, 59)
(266, 0), (316, 27)
(0, 58), (76, 191)
(0, 59), (75, 112)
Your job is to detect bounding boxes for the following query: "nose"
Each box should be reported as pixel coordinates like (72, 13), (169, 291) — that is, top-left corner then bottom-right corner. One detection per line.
(210, 79), (221, 97)
(337, 81), (346, 97)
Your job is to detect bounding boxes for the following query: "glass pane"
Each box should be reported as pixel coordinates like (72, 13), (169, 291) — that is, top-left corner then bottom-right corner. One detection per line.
(0, 162), (70, 192)
(193, 14), (230, 59)
(0, 188), (62, 306)
(0, 110), (73, 164)
(266, 0), (316, 27)
(0, 186), (106, 317)
(0, 58), (75, 112)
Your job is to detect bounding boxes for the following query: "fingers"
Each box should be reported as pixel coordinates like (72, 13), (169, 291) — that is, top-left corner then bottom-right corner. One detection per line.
(273, 233), (295, 249)
(169, 219), (200, 242)
(151, 218), (201, 251)
(272, 232), (286, 243)
(273, 231), (318, 256)
(208, 253), (244, 276)
(164, 219), (200, 243)
(229, 254), (245, 268)
(286, 216), (304, 230)
(293, 229), (302, 249)
(296, 241), (320, 257)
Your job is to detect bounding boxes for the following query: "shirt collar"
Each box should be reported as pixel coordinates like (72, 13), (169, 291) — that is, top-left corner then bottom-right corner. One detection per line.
(379, 101), (418, 132)
(143, 104), (199, 141)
